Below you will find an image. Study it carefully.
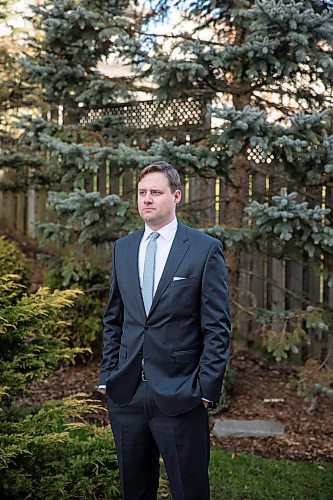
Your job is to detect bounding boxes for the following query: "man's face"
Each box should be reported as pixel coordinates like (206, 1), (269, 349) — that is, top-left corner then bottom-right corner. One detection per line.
(137, 172), (181, 230)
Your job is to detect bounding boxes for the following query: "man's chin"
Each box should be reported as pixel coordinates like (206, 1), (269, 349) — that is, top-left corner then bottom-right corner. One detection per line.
(141, 213), (164, 228)
(142, 213), (158, 222)
(141, 211), (157, 221)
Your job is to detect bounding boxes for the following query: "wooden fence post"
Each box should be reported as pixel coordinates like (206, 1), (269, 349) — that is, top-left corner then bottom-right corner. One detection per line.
(27, 188), (36, 237)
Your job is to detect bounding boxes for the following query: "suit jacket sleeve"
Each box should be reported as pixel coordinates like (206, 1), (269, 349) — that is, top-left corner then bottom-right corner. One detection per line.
(199, 240), (231, 402)
(99, 241), (124, 385)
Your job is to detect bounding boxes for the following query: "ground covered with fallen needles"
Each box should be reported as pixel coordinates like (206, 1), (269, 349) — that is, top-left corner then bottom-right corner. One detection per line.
(23, 348), (333, 462)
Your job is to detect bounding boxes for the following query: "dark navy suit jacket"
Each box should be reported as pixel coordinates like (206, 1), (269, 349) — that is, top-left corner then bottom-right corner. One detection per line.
(100, 220), (231, 416)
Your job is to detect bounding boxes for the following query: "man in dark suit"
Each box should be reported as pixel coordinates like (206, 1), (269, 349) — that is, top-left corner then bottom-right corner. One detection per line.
(99, 161), (231, 500)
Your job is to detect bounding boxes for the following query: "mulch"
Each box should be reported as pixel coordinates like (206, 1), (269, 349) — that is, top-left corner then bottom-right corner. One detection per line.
(212, 349), (333, 462)
(7, 231), (333, 462)
(23, 348), (333, 463)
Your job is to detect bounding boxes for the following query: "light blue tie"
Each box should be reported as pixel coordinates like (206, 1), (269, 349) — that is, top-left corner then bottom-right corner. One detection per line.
(142, 232), (160, 315)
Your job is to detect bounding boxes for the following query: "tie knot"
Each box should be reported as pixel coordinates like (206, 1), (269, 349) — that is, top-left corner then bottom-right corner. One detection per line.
(150, 232), (159, 240)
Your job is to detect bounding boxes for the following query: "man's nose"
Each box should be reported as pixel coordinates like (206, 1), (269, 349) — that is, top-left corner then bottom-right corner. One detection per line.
(144, 194), (153, 203)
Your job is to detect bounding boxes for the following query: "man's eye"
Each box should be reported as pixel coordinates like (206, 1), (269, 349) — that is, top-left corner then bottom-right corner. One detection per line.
(139, 191), (146, 196)
(152, 191), (161, 196)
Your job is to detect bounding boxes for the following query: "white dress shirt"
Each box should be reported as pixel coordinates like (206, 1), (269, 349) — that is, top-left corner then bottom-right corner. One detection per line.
(138, 218), (178, 295)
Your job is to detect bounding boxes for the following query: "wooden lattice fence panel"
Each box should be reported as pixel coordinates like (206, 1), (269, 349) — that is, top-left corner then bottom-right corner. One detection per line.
(79, 97), (209, 132)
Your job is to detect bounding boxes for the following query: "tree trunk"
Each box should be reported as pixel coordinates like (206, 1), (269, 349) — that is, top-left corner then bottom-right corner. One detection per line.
(223, 89), (252, 310)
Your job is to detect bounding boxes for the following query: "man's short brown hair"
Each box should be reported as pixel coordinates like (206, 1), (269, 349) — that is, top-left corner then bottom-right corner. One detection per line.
(139, 161), (181, 193)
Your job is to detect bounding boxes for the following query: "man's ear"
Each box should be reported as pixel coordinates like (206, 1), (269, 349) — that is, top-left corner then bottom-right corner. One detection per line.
(174, 190), (182, 205)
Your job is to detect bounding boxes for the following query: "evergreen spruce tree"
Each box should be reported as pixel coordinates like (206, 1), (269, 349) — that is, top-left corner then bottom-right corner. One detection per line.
(4, 0), (153, 295)
(2, 0), (333, 372)
(133, 0), (333, 365)
(19, 0), (141, 245)
(141, 0), (333, 279)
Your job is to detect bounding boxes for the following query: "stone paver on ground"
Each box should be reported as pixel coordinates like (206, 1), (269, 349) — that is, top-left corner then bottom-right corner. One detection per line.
(213, 419), (285, 438)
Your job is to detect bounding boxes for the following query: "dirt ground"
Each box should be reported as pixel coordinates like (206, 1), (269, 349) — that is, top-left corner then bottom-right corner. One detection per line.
(24, 348), (333, 463)
(6, 231), (333, 463)
(212, 349), (333, 462)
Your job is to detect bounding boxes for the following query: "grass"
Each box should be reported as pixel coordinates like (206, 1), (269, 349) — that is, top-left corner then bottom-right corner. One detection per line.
(209, 448), (333, 500)
(158, 448), (333, 499)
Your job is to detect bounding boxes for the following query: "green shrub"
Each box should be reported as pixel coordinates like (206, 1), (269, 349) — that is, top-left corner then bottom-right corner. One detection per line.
(0, 236), (31, 287)
(0, 396), (120, 499)
(43, 253), (107, 291)
(42, 290), (105, 356)
(0, 276), (120, 499)
(41, 253), (109, 355)
(0, 274), (85, 405)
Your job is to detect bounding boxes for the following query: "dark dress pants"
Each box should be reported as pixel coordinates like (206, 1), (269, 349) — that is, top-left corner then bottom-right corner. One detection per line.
(106, 379), (210, 500)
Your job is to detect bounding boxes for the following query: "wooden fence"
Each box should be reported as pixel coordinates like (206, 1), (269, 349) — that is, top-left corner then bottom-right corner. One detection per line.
(0, 98), (332, 365)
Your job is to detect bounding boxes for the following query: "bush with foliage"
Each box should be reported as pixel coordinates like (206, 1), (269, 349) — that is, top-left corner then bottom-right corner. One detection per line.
(1, 396), (120, 500)
(0, 274), (85, 402)
(0, 270), (120, 499)
(0, 236), (31, 289)
(41, 252), (109, 355)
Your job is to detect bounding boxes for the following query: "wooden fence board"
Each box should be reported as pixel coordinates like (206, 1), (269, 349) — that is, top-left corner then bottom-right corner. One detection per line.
(36, 191), (48, 225)
(200, 177), (216, 225)
(218, 179), (226, 226)
(251, 173), (266, 310)
(189, 176), (201, 223)
(269, 255), (285, 335)
(122, 170), (135, 202)
(109, 162), (120, 195)
(26, 188), (36, 237)
(4, 192), (16, 230)
(0, 191), (3, 223)
(237, 251), (252, 340)
(16, 193), (26, 233)
(99, 162), (107, 196)
(327, 285), (333, 368)
(306, 259), (325, 361)
(286, 259), (304, 362)
(286, 260), (303, 310)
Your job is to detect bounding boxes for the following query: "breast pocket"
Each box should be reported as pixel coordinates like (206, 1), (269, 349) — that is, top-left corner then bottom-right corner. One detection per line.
(170, 277), (197, 287)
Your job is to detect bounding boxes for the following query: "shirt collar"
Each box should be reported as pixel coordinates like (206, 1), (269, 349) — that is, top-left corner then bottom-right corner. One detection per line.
(143, 218), (178, 242)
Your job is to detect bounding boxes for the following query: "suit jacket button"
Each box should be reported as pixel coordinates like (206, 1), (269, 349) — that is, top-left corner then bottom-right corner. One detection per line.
(144, 325), (151, 331)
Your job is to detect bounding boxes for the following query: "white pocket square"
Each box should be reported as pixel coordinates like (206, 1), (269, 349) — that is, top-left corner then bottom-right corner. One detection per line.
(173, 276), (187, 281)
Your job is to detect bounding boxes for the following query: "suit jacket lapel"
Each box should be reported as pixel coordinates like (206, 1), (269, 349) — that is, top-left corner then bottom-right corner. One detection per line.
(149, 221), (189, 317)
(127, 228), (146, 319)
